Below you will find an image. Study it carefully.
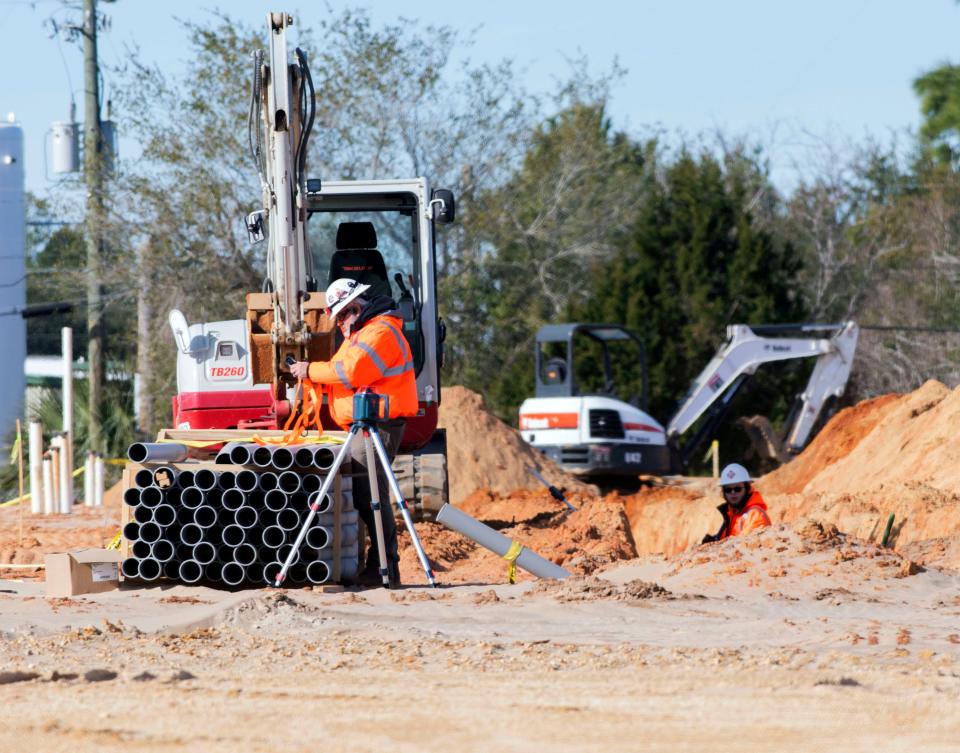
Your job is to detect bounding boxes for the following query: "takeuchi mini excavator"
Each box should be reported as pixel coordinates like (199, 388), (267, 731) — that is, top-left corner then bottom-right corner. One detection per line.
(166, 13), (453, 518)
(518, 321), (860, 480)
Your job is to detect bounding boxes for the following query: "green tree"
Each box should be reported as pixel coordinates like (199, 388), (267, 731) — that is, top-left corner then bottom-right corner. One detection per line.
(914, 64), (960, 165)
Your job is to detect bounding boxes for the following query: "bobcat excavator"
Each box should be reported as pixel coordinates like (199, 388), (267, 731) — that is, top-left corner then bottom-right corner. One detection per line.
(166, 13), (453, 519)
(519, 321), (859, 480)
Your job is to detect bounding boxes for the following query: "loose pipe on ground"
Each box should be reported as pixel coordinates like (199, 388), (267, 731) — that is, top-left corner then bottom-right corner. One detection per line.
(436, 503), (570, 580)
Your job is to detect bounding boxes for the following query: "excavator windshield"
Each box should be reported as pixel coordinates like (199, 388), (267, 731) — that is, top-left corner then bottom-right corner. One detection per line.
(306, 191), (425, 373)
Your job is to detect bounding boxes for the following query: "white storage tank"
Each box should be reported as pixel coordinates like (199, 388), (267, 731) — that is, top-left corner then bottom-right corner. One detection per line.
(0, 114), (26, 436)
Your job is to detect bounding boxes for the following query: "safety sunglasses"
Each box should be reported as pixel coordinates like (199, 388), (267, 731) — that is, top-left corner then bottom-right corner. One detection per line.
(723, 485), (746, 495)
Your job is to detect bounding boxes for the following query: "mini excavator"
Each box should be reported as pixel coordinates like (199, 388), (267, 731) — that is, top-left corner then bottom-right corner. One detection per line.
(166, 12), (453, 518)
(519, 321), (860, 480)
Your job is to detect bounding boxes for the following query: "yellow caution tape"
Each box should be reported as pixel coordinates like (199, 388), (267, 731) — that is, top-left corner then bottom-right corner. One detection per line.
(502, 539), (524, 585)
(106, 531), (122, 551)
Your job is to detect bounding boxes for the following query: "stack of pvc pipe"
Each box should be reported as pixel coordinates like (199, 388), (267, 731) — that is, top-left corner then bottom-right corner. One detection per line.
(120, 443), (357, 587)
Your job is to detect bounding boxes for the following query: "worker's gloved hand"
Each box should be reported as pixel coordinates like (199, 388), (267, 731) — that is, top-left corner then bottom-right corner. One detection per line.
(701, 533), (717, 545)
(289, 361), (310, 379)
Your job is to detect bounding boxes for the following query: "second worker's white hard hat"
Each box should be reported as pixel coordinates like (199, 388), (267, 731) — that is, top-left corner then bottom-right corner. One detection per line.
(719, 463), (752, 486)
(325, 278), (371, 318)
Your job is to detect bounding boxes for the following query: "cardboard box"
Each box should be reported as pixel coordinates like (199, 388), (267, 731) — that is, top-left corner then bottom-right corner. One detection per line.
(45, 548), (122, 597)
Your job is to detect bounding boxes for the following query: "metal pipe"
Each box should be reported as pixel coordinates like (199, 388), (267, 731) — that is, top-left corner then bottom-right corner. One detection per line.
(221, 524), (246, 547)
(137, 557), (162, 581)
(152, 466), (178, 489)
(122, 521), (140, 541)
(228, 443), (254, 465)
(133, 505), (153, 524)
(194, 468), (217, 491)
(293, 446), (314, 468)
(216, 471), (237, 490)
(131, 540), (152, 559)
(127, 442), (189, 463)
(192, 541), (217, 565)
(178, 559), (203, 584)
(234, 505), (259, 528)
(257, 471), (279, 491)
(276, 507), (300, 531)
(179, 523), (205, 546)
(151, 539), (175, 562)
(205, 562), (223, 581)
(263, 561), (283, 585)
(233, 542), (258, 566)
(305, 559), (330, 584)
(139, 486), (163, 508)
(264, 489), (288, 512)
(180, 486), (205, 509)
(152, 504), (177, 527)
(221, 562), (246, 586)
(313, 446), (335, 470)
(436, 503), (570, 580)
(252, 445), (274, 468)
(222, 488), (247, 511)
(193, 505), (218, 528)
(277, 470), (301, 493)
(306, 523), (358, 550)
(301, 473), (322, 494)
(121, 558), (140, 579)
(261, 525), (287, 548)
(235, 470), (258, 492)
(308, 492), (333, 514)
(134, 468), (154, 488)
(123, 487), (141, 507)
(138, 522), (162, 544)
(272, 447), (295, 470)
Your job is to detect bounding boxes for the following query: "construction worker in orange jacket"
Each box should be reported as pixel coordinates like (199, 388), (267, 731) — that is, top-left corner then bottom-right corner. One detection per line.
(290, 278), (418, 587)
(701, 463), (771, 544)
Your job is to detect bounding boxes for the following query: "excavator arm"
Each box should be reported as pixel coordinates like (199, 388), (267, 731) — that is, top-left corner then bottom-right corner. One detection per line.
(666, 322), (859, 460)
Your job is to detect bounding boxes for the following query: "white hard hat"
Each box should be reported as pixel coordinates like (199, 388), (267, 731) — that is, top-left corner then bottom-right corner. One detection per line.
(719, 463), (752, 486)
(325, 278), (370, 317)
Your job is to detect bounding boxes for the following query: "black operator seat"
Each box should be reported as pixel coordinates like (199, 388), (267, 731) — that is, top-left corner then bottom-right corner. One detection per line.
(327, 222), (393, 301)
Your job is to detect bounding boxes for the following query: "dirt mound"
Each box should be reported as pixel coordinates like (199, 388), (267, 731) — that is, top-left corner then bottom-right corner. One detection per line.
(438, 386), (595, 504)
(763, 393), (901, 494)
(526, 575), (671, 602)
(398, 495), (637, 584)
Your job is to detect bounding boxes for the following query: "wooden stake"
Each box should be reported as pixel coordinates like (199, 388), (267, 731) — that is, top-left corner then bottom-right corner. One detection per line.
(16, 419), (24, 547)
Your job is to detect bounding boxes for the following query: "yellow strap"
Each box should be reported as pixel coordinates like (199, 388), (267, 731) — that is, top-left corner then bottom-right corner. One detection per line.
(502, 540), (524, 584)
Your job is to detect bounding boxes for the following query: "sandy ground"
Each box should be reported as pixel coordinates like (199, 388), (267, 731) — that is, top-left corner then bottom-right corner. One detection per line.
(1, 524), (959, 753)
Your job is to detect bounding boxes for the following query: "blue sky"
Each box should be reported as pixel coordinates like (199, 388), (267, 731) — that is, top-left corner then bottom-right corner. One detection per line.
(1, 0), (958, 195)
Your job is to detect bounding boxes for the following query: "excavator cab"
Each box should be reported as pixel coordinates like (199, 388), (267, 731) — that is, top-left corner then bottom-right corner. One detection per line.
(534, 323), (649, 410)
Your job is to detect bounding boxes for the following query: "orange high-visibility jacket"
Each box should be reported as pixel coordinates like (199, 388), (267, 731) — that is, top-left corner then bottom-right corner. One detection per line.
(307, 313), (418, 429)
(718, 491), (771, 540)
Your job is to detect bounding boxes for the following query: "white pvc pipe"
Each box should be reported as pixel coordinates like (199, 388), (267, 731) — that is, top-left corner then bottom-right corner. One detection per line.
(57, 437), (71, 514)
(83, 452), (94, 506)
(49, 442), (61, 513)
(94, 456), (104, 507)
(41, 456), (55, 515)
(28, 420), (43, 514)
(436, 503), (570, 580)
(62, 328), (75, 508)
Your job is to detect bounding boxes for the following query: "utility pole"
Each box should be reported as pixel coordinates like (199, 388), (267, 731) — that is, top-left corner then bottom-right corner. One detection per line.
(83, 0), (104, 453)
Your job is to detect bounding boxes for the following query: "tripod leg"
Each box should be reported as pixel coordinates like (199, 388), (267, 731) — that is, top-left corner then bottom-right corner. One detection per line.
(362, 429), (391, 588)
(274, 427), (357, 587)
(369, 428), (437, 587)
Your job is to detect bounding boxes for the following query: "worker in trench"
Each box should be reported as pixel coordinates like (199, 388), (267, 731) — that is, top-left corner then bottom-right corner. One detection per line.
(701, 463), (771, 544)
(290, 278), (418, 587)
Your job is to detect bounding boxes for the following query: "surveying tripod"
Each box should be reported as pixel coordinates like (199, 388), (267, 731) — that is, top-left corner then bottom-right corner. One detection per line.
(274, 390), (437, 588)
